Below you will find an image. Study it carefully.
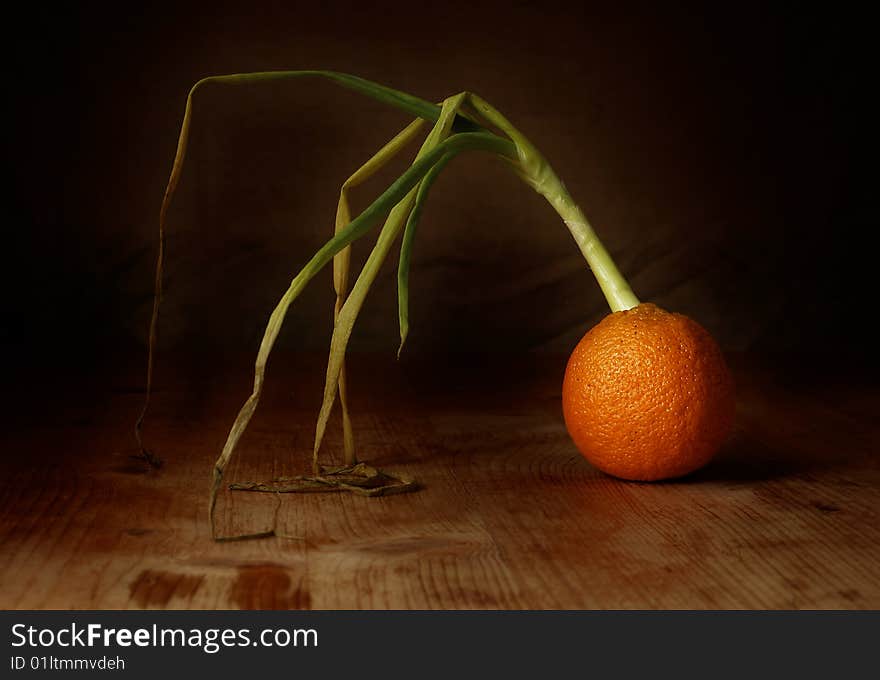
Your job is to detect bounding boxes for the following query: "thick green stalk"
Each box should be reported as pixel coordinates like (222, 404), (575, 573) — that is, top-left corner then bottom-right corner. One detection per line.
(530, 166), (640, 312)
(467, 94), (639, 312)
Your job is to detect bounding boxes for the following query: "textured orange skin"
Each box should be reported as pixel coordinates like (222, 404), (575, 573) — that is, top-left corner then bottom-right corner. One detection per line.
(562, 304), (735, 481)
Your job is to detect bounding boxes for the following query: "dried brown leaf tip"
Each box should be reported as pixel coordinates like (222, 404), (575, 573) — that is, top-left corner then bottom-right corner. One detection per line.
(229, 463), (418, 497)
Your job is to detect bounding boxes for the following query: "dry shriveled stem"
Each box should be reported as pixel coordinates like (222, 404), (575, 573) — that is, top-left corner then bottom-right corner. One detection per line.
(331, 119), (426, 465)
(311, 93), (468, 473)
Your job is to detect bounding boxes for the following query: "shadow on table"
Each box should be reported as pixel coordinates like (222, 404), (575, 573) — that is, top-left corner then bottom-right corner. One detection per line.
(681, 431), (820, 485)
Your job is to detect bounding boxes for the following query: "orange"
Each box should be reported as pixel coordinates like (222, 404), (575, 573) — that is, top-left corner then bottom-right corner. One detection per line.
(562, 303), (735, 481)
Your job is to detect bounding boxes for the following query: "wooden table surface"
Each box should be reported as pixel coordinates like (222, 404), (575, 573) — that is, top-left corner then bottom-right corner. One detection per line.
(1, 351), (877, 609)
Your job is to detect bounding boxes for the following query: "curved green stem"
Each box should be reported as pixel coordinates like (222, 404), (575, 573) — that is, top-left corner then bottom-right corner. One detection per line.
(192, 71), (484, 134)
(531, 174), (640, 312)
(467, 94), (639, 312)
(396, 154), (453, 356)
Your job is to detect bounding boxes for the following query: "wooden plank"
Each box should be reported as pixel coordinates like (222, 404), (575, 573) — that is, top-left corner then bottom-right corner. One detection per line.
(0, 352), (877, 609)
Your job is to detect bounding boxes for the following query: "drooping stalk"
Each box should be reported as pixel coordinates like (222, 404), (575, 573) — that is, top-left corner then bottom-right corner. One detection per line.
(393, 93), (638, 360)
(396, 154), (452, 356)
(467, 94), (639, 312)
(209, 130), (516, 536)
(311, 93), (468, 470)
(192, 71), (484, 134)
(332, 119), (428, 465)
(136, 71), (492, 465)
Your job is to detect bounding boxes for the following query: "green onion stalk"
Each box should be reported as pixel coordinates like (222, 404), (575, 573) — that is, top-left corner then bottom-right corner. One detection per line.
(135, 71), (639, 540)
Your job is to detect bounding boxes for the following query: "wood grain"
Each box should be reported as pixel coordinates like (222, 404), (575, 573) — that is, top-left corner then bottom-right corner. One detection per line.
(0, 352), (877, 609)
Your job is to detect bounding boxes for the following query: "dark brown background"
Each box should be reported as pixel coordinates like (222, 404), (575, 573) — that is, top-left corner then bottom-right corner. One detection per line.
(6, 2), (865, 372)
(3, 3), (877, 612)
